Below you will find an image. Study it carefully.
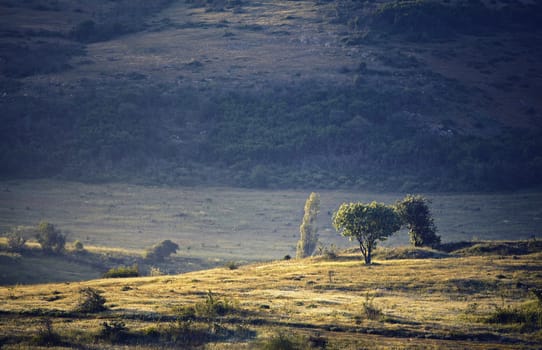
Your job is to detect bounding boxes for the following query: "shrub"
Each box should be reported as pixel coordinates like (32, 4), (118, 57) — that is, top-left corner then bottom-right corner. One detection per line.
(73, 240), (84, 251)
(33, 318), (61, 346)
(224, 261), (239, 270)
(6, 230), (26, 252)
(145, 240), (179, 261)
(76, 287), (107, 313)
(103, 264), (139, 278)
(35, 221), (66, 254)
(100, 320), (129, 343)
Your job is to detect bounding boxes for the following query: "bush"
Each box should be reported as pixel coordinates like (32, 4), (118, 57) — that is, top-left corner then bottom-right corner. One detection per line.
(103, 264), (139, 278)
(73, 240), (84, 251)
(100, 320), (129, 343)
(145, 240), (179, 261)
(6, 230), (26, 252)
(35, 221), (66, 254)
(224, 261), (239, 270)
(76, 287), (107, 313)
(33, 318), (62, 346)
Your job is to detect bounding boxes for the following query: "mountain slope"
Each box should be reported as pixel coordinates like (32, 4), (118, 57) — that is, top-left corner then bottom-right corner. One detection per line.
(1, 0), (541, 191)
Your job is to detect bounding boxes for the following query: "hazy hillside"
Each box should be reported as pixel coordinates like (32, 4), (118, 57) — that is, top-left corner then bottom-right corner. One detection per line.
(1, 0), (542, 191)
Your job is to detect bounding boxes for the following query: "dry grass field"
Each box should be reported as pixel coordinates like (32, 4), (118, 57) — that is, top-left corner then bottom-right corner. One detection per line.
(0, 250), (541, 348)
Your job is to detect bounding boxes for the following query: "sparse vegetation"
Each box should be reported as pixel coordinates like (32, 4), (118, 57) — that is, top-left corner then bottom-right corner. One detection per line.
(76, 287), (107, 313)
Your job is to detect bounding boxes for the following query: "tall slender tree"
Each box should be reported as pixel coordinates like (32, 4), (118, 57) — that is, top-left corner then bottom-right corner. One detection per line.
(296, 192), (320, 258)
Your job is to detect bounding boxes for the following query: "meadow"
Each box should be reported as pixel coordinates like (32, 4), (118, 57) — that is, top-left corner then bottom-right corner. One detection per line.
(0, 249), (541, 349)
(1, 180), (542, 348)
(1, 179), (541, 264)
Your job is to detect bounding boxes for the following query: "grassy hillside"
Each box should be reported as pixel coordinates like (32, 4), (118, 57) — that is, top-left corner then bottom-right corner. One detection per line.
(1, 250), (541, 348)
(0, 0), (541, 191)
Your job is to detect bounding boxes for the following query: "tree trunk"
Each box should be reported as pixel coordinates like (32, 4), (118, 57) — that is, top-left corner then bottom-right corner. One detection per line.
(359, 242), (371, 264)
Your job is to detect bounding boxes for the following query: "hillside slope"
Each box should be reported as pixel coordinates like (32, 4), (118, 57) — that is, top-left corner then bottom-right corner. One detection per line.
(1, 252), (541, 348)
(1, 0), (541, 191)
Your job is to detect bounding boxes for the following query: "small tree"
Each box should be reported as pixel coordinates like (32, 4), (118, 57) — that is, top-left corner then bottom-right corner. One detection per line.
(6, 229), (27, 252)
(296, 192), (320, 258)
(35, 222), (66, 254)
(145, 239), (179, 261)
(333, 201), (401, 264)
(395, 194), (440, 248)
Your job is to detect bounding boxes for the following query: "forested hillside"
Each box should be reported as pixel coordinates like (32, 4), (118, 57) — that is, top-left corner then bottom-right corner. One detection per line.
(1, 0), (541, 191)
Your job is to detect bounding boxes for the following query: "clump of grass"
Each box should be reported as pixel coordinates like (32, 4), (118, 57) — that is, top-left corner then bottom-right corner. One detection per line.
(362, 292), (382, 321)
(487, 290), (542, 331)
(259, 331), (327, 350)
(317, 244), (339, 260)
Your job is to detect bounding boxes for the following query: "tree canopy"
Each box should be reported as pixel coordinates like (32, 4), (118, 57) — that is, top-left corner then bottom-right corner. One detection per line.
(333, 201), (401, 264)
(395, 195), (440, 248)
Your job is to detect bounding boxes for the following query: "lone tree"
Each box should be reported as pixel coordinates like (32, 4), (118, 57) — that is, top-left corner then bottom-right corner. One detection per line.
(145, 239), (179, 261)
(395, 194), (440, 248)
(296, 192), (320, 258)
(333, 201), (401, 264)
(36, 222), (66, 254)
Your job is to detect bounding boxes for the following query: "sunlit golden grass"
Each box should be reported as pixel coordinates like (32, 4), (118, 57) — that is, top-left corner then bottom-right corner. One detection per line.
(1, 252), (540, 348)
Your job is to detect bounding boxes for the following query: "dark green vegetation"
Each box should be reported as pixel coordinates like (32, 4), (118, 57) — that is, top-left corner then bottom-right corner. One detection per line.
(1, 0), (541, 191)
(333, 201), (402, 264)
(396, 194), (441, 248)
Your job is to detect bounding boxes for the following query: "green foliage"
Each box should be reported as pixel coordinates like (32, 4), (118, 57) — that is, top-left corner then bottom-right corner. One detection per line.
(76, 287), (107, 313)
(333, 201), (401, 264)
(395, 194), (440, 248)
(145, 239), (179, 261)
(297, 192), (320, 258)
(103, 264), (140, 278)
(35, 221), (66, 254)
